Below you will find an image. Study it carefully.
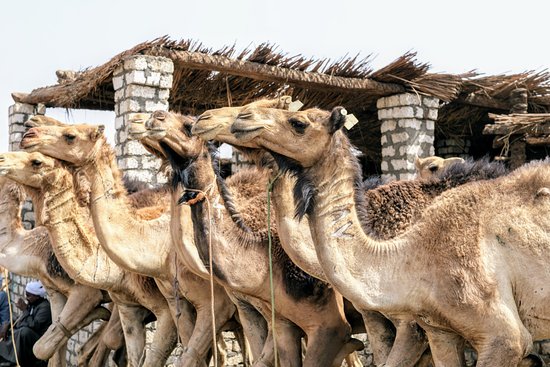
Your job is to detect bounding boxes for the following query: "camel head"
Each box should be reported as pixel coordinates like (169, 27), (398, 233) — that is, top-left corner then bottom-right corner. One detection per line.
(20, 123), (105, 165)
(127, 113), (167, 159)
(0, 151), (62, 189)
(230, 106), (347, 167)
(144, 110), (203, 160)
(24, 115), (66, 128)
(193, 96), (293, 142)
(414, 156), (465, 179)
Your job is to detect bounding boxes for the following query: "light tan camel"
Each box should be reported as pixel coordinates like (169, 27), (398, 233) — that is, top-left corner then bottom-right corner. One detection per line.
(225, 105), (550, 367)
(192, 102), (441, 366)
(0, 151), (177, 367)
(137, 110), (365, 367)
(414, 156), (465, 180)
(19, 118), (250, 367)
(0, 177), (110, 366)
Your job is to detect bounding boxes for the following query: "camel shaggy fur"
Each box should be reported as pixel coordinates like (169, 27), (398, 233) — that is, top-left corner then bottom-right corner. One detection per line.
(0, 151), (177, 367)
(20, 117), (252, 367)
(136, 110), (365, 367)
(0, 177), (110, 366)
(226, 105), (550, 367)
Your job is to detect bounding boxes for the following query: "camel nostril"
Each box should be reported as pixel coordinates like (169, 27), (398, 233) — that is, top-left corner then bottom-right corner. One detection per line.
(22, 130), (37, 139)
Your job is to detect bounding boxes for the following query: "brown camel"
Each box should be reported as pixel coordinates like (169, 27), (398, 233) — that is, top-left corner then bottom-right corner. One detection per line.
(225, 105), (550, 366)
(0, 177), (110, 366)
(0, 151), (177, 367)
(19, 117), (253, 367)
(136, 110), (365, 367)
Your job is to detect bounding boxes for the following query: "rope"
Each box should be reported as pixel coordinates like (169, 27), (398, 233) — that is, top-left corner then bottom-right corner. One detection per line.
(3, 269), (21, 367)
(183, 187), (218, 367)
(266, 173), (281, 367)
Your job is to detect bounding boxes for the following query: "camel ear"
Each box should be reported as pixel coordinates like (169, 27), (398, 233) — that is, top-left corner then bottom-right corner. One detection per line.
(328, 107), (347, 134)
(90, 125), (105, 140)
(414, 156), (422, 171)
(445, 157), (465, 165)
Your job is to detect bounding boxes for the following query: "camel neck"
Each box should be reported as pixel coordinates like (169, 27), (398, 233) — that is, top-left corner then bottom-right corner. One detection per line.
(302, 132), (412, 310)
(39, 173), (124, 287)
(82, 153), (172, 278)
(0, 182), (24, 247)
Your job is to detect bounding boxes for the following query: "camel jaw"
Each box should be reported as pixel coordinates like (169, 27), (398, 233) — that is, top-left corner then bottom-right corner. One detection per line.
(230, 122), (264, 141)
(147, 128), (167, 140)
(191, 124), (224, 140)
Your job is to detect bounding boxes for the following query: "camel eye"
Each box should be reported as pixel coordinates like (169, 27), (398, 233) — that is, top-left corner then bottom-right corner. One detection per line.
(64, 134), (76, 143)
(289, 118), (308, 134)
(31, 160), (42, 167)
(428, 164), (439, 172)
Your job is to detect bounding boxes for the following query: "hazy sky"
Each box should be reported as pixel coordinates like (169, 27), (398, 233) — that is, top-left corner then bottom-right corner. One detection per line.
(1, 0), (549, 152)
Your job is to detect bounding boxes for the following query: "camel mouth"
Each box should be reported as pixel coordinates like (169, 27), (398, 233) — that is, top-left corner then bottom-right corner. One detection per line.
(128, 123), (149, 140)
(230, 122), (264, 141)
(147, 128), (167, 140)
(0, 166), (13, 176)
(191, 125), (222, 140)
(20, 134), (40, 150)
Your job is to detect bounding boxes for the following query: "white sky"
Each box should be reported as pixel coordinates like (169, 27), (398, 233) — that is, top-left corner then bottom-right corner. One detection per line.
(1, 0), (549, 153)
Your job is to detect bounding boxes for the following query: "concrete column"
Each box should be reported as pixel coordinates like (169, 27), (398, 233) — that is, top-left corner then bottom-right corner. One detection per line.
(377, 93), (439, 181)
(112, 55), (174, 186)
(8, 103), (45, 229)
(8, 103), (45, 151)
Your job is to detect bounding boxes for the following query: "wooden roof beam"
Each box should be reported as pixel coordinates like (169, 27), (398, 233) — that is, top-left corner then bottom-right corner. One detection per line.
(153, 49), (407, 95)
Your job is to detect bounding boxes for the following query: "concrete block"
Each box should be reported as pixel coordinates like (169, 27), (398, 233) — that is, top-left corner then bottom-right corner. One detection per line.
(159, 74), (174, 89)
(423, 97), (440, 108)
(384, 95), (401, 108)
(418, 134), (434, 144)
(146, 56), (174, 73)
(142, 155), (161, 170)
(112, 75), (124, 91)
(124, 56), (148, 71)
(125, 85), (157, 99)
(399, 172), (416, 180)
(118, 99), (143, 114)
(399, 93), (422, 106)
(415, 107), (425, 119)
(114, 89), (125, 102)
(115, 116), (125, 130)
(122, 156), (139, 169)
(380, 120), (396, 133)
(9, 103), (35, 115)
(146, 71), (161, 86)
(397, 119), (421, 130)
(380, 161), (388, 171)
(390, 106), (415, 119)
(377, 108), (388, 120)
(391, 132), (409, 144)
(23, 211), (35, 222)
(376, 97), (386, 109)
(426, 120), (435, 130)
(399, 144), (422, 157)
(381, 146), (395, 157)
(124, 140), (149, 155)
(428, 108), (438, 121)
(145, 100), (168, 112)
(158, 88), (170, 100)
(126, 70), (147, 85)
(380, 135), (387, 145)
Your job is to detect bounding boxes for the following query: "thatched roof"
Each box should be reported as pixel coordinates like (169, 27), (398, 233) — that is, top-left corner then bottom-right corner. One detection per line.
(11, 36), (550, 166)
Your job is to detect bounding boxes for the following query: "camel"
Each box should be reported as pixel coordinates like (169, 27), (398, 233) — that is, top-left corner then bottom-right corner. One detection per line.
(133, 109), (365, 367)
(414, 156), (465, 180)
(0, 151), (178, 367)
(0, 176), (111, 366)
(223, 104), (550, 366)
(19, 117), (253, 367)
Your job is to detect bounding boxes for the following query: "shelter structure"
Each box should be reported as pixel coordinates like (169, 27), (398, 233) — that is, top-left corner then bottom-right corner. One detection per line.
(6, 36), (550, 366)
(8, 36), (550, 181)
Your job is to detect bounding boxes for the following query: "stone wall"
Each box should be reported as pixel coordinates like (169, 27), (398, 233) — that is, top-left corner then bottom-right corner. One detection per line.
(377, 93), (438, 181)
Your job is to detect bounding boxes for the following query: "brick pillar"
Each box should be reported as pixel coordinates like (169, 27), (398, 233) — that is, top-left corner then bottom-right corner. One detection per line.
(113, 55), (173, 186)
(377, 93), (439, 181)
(8, 103), (45, 229)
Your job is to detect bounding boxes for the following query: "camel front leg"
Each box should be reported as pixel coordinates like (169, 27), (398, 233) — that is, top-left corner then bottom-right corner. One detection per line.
(383, 316), (428, 367)
(116, 303), (149, 367)
(255, 317), (302, 367)
(359, 310), (395, 365)
(36, 285), (105, 361)
(177, 294), (235, 367)
(44, 290), (66, 367)
(141, 304), (177, 367)
(422, 326), (465, 367)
